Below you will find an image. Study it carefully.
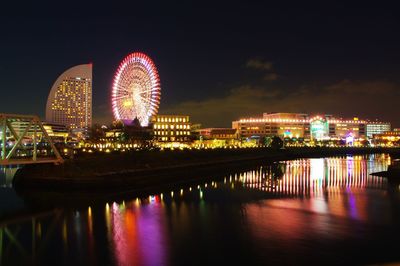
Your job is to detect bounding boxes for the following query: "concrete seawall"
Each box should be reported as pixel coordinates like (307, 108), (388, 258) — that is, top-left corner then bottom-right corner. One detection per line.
(13, 147), (400, 191)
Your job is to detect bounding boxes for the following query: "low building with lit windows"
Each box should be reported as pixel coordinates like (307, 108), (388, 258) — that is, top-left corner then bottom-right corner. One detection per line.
(232, 113), (310, 139)
(315, 117), (389, 140)
(194, 128), (238, 148)
(233, 112), (391, 143)
(366, 123), (391, 138)
(42, 122), (69, 142)
(198, 128), (237, 140)
(372, 131), (400, 146)
(326, 117), (366, 140)
(310, 116), (329, 141)
(150, 115), (191, 143)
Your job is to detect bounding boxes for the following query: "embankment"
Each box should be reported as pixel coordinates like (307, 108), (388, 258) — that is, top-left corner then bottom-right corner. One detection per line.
(13, 147), (400, 191)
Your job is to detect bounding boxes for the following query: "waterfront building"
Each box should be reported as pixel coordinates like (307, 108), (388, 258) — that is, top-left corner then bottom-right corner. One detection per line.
(233, 112), (390, 142)
(42, 122), (69, 142)
(310, 116), (329, 141)
(150, 115), (191, 142)
(194, 128), (238, 148)
(322, 118), (388, 140)
(190, 123), (202, 140)
(45, 64), (92, 132)
(198, 128), (237, 140)
(372, 131), (400, 146)
(262, 112), (309, 120)
(232, 112), (310, 139)
(326, 117), (366, 140)
(105, 129), (123, 139)
(366, 123), (391, 138)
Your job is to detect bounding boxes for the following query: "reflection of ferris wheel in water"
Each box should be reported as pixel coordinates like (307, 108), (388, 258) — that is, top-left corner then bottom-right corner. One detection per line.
(112, 52), (161, 126)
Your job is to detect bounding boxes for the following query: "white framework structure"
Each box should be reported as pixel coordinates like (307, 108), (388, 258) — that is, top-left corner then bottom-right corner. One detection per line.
(46, 64), (92, 131)
(112, 52), (161, 126)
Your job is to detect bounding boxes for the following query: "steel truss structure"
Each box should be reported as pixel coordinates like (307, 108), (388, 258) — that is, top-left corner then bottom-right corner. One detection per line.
(0, 114), (63, 166)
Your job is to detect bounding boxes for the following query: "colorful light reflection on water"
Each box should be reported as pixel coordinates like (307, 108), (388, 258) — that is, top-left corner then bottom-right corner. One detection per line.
(0, 154), (399, 265)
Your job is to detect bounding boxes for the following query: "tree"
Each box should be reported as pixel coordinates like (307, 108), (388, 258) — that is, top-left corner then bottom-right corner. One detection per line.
(270, 136), (284, 149)
(361, 139), (370, 147)
(111, 120), (124, 129)
(271, 162), (285, 179)
(89, 123), (105, 141)
(264, 136), (272, 147)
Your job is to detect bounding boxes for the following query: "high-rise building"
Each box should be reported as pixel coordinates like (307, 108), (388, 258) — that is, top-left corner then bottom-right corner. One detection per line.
(45, 64), (92, 132)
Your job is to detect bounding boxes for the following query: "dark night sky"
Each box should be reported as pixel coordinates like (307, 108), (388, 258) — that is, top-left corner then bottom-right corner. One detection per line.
(1, 2), (399, 127)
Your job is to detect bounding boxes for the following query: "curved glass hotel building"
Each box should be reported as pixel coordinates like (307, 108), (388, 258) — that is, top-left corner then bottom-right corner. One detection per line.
(45, 64), (92, 132)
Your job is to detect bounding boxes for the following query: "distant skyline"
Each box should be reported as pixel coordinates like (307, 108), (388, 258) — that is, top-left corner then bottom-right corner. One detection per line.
(1, 2), (399, 127)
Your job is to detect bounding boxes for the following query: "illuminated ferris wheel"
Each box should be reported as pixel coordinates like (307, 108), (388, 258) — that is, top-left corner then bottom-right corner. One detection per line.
(112, 52), (161, 126)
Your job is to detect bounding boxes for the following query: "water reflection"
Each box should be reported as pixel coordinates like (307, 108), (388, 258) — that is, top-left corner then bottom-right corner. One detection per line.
(239, 155), (388, 197)
(0, 166), (24, 216)
(106, 200), (168, 266)
(0, 154), (398, 265)
(0, 166), (19, 187)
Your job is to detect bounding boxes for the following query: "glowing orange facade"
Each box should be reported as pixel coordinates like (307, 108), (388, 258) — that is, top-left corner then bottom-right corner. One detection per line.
(46, 64), (92, 132)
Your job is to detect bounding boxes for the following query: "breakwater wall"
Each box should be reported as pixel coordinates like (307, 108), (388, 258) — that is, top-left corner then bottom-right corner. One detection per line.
(13, 147), (400, 191)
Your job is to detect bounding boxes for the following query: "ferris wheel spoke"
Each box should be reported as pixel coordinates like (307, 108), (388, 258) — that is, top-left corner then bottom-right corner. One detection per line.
(113, 95), (131, 100)
(116, 86), (131, 93)
(139, 96), (153, 105)
(115, 91), (129, 97)
(139, 88), (158, 94)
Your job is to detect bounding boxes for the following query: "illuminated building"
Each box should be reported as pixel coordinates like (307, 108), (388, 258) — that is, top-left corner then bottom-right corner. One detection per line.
(310, 116), (329, 140)
(263, 112), (309, 121)
(198, 128), (237, 140)
(42, 122), (69, 141)
(190, 123), (202, 140)
(366, 123), (391, 138)
(151, 115), (191, 142)
(233, 113), (390, 141)
(196, 128), (238, 148)
(327, 117), (366, 139)
(372, 131), (400, 146)
(373, 131), (400, 146)
(305, 117), (390, 140)
(45, 64), (92, 132)
(194, 128), (238, 148)
(105, 129), (123, 140)
(232, 113), (310, 139)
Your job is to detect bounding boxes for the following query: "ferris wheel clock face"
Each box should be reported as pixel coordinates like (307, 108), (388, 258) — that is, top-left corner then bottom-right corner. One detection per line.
(112, 52), (161, 126)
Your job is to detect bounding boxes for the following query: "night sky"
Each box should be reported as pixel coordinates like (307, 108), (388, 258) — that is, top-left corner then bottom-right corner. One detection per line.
(1, 2), (399, 127)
